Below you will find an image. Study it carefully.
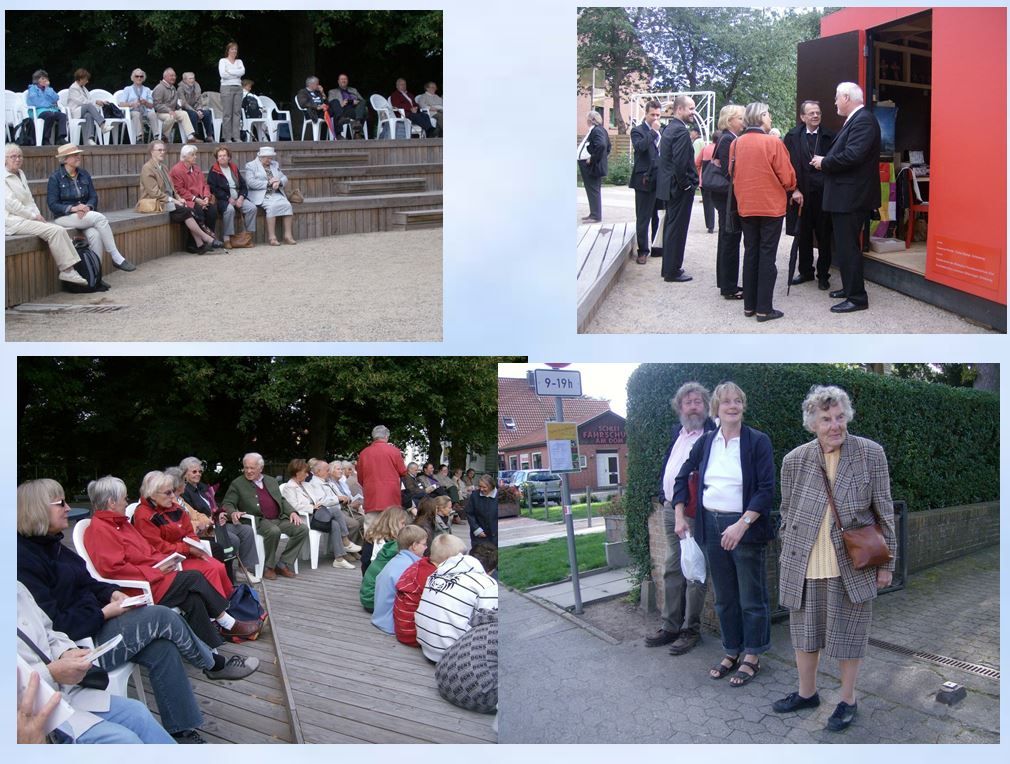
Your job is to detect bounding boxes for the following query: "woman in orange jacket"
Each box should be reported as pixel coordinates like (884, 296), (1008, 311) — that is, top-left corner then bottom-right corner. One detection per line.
(730, 103), (801, 322)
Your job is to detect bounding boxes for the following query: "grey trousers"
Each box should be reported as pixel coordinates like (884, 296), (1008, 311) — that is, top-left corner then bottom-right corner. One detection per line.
(313, 505), (349, 558)
(661, 506), (707, 634)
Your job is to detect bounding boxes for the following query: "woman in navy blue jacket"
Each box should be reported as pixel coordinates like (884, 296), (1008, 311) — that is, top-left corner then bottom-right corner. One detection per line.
(47, 143), (135, 271)
(673, 381), (775, 687)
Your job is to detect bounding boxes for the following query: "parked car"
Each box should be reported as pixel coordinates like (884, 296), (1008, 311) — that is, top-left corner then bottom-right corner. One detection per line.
(498, 470), (517, 490)
(512, 469), (562, 505)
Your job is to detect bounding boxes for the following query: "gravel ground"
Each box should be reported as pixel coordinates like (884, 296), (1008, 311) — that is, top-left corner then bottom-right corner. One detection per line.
(6, 229), (442, 342)
(579, 187), (996, 334)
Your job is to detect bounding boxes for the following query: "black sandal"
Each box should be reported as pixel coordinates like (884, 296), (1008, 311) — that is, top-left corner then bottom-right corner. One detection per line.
(743, 310), (756, 318)
(729, 659), (761, 687)
(722, 291), (744, 300)
(709, 655), (739, 680)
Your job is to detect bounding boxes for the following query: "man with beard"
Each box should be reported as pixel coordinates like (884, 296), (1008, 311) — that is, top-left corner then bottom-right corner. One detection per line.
(645, 382), (717, 655)
(655, 95), (698, 282)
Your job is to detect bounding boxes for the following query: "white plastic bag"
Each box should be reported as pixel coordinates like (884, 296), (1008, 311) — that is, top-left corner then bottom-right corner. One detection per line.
(680, 532), (706, 584)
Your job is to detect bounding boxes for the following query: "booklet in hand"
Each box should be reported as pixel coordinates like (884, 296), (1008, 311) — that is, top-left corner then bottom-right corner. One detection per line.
(182, 536), (206, 551)
(84, 633), (123, 664)
(118, 594), (149, 609)
(154, 552), (186, 571)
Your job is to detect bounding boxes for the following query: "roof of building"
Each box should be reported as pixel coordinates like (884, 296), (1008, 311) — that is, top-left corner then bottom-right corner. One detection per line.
(498, 376), (613, 449)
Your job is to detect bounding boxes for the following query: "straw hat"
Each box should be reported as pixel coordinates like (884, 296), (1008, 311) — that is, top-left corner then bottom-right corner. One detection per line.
(56, 143), (84, 159)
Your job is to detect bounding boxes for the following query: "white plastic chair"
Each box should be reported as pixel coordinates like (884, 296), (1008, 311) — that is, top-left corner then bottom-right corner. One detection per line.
(76, 636), (146, 704)
(257, 95), (292, 142)
(111, 90), (137, 144)
(20, 91), (46, 146)
(89, 89), (129, 145)
(241, 96), (270, 142)
(202, 106), (222, 143)
(5, 90), (24, 141)
(240, 514), (299, 579)
(293, 96), (326, 141)
(56, 89), (86, 146)
(369, 94), (412, 140)
(72, 519), (157, 605)
(298, 510), (325, 570)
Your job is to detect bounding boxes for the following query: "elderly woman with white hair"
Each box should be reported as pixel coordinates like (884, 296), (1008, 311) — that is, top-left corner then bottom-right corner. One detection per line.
(180, 456), (260, 581)
(137, 140), (221, 253)
(577, 110), (611, 223)
(17, 476), (260, 743)
(244, 146), (296, 246)
(5, 144), (87, 286)
(773, 385), (895, 732)
(301, 459), (363, 568)
(168, 143), (222, 247)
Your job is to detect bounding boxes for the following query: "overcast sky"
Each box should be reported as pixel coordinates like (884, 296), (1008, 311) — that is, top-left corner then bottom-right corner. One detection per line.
(498, 363), (640, 418)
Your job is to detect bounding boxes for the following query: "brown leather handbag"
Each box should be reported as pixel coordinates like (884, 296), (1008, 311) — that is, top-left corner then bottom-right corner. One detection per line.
(820, 466), (892, 570)
(685, 470), (699, 519)
(135, 197), (164, 213)
(287, 186), (304, 204)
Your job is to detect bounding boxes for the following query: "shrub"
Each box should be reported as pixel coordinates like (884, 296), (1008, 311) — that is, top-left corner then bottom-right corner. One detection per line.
(623, 364), (1000, 582)
(605, 152), (632, 186)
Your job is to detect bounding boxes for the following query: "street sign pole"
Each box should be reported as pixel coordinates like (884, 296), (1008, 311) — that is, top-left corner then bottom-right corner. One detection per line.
(555, 394), (583, 614)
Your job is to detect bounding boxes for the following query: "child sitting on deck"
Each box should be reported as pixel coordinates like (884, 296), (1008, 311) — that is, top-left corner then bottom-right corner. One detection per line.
(359, 507), (409, 612)
(393, 534), (464, 646)
(371, 525), (427, 634)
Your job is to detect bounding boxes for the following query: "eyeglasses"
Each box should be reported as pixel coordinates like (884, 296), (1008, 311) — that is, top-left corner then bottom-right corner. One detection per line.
(133, 75), (144, 80)
(49, 499), (68, 508)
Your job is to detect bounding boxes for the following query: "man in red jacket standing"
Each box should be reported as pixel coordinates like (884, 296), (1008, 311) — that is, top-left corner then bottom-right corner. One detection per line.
(356, 424), (408, 531)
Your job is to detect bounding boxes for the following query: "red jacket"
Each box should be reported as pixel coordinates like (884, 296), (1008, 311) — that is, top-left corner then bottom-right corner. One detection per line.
(83, 510), (178, 602)
(168, 160), (211, 207)
(132, 498), (233, 598)
(357, 440), (408, 512)
(393, 556), (437, 647)
(730, 128), (797, 218)
(390, 89), (418, 114)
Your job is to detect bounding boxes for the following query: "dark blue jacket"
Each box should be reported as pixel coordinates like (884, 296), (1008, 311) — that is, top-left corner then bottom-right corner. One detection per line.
(465, 491), (497, 545)
(672, 425), (776, 546)
(47, 166), (99, 218)
(657, 417), (717, 504)
(17, 532), (118, 641)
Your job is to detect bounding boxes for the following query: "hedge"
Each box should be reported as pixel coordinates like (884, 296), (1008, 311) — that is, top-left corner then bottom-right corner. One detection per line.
(624, 364), (1000, 582)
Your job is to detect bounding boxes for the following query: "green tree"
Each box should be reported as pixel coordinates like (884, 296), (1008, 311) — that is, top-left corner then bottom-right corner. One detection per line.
(577, 7), (652, 135)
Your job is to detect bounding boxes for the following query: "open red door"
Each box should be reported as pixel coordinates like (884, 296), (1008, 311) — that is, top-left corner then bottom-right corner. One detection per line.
(796, 31), (863, 131)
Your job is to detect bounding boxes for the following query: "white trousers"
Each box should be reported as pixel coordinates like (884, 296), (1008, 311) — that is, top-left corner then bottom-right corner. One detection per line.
(53, 210), (123, 263)
(5, 217), (80, 270)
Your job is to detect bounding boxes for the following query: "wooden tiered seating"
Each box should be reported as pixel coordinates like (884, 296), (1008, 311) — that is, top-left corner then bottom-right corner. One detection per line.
(5, 139), (442, 307)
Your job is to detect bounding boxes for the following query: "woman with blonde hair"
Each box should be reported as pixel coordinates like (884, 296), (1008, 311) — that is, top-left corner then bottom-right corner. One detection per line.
(673, 382), (775, 687)
(710, 104), (746, 299)
(359, 507), (411, 610)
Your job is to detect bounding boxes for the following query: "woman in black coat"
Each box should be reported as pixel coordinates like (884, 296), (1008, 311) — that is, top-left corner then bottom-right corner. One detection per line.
(465, 473), (498, 547)
(206, 146), (257, 248)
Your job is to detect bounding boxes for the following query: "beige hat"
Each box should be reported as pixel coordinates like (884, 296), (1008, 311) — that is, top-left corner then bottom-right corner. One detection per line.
(256, 146), (277, 157)
(56, 143), (84, 159)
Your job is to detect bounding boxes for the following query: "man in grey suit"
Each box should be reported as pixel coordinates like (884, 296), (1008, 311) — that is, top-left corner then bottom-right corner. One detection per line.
(655, 95), (698, 282)
(811, 82), (881, 313)
(628, 100), (663, 264)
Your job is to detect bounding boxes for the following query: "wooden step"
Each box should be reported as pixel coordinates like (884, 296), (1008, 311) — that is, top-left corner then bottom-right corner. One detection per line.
(391, 208), (443, 230)
(334, 178), (426, 195)
(287, 152), (369, 167)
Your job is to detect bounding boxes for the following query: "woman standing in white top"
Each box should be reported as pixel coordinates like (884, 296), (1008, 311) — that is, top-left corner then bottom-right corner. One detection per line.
(218, 41), (245, 142)
(672, 381), (776, 688)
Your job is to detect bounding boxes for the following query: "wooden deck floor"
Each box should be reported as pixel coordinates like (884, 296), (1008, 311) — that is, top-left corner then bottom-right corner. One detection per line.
(136, 524), (496, 743)
(577, 222), (637, 332)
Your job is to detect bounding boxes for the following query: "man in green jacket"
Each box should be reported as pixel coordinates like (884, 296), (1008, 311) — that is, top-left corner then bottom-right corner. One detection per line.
(221, 452), (309, 580)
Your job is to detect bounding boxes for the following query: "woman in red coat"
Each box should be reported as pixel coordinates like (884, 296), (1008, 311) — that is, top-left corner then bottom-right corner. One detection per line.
(730, 102), (800, 323)
(84, 475), (259, 648)
(132, 470), (233, 599)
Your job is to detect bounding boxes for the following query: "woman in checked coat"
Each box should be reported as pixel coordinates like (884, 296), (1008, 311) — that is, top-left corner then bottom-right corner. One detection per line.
(773, 385), (896, 732)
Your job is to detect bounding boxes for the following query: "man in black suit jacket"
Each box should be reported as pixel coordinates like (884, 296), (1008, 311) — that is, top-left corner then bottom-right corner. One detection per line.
(784, 100), (835, 290)
(655, 95), (698, 282)
(578, 111), (611, 223)
(628, 100), (663, 264)
(812, 82), (881, 312)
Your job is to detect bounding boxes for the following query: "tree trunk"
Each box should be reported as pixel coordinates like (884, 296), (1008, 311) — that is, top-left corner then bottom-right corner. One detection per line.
(289, 12), (316, 135)
(973, 363), (999, 392)
(611, 67), (627, 134)
(304, 391), (329, 457)
(424, 412), (443, 466)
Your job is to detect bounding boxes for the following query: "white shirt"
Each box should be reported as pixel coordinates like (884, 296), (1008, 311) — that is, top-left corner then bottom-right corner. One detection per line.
(843, 104), (864, 125)
(702, 431), (744, 512)
(662, 426), (705, 503)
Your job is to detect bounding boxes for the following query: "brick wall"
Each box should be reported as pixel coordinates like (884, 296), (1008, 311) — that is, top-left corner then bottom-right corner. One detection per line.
(646, 500), (1000, 629)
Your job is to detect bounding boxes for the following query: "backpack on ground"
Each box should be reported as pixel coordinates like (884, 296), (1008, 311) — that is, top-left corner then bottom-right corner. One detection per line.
(14, 117), (36, 146)
(62, 239), (110, 293)
(225, 583), (267, 642)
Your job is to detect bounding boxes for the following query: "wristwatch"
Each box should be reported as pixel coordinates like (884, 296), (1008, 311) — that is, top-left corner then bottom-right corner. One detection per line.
(742, 515), (753, 525)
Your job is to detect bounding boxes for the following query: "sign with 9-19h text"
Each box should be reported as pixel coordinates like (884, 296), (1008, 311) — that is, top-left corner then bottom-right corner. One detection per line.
(534, 368), (582, 397)
(546, 422), (581, 473)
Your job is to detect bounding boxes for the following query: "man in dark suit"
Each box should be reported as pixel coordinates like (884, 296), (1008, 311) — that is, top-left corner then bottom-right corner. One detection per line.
(628, 99), (663, 264)
(655, 95), (698, 282)
(578, 111), (611, 223)
(784, 100), (835, 290)
(646, 382), (717, 656)
(811, 82), (881, 312)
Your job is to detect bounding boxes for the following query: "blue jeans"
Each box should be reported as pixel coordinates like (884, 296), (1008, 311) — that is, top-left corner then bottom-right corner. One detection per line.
(702, 510), (771, 655)
(71, 696), (176, 743)
(95, 604), (212, 734)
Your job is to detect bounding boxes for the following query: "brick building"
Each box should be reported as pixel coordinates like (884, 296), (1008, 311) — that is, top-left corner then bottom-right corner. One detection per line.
(498, 376), (629, 493)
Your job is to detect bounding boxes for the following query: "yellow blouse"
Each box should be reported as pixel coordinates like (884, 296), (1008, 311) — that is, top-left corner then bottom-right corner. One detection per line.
(805, 449), (840, 579)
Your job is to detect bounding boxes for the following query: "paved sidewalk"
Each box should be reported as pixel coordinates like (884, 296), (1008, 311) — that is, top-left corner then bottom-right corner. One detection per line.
(500, 515), (608, 548)
(528, 566), (634, 609)
(578, 187), (994, 334)
(500, 545), (999, 743)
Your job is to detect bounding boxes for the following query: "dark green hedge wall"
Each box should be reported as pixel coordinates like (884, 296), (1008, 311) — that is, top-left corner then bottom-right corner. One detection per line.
(624, 364), (999, 581)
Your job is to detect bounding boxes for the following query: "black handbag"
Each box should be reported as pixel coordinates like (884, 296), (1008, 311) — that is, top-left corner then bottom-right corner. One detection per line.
(101, 103), (125, 119)
(18, 628), (110, 690)
(725, 144), (742, 234)
(701, 158), (730, 195)
(309, 506), (334, 532)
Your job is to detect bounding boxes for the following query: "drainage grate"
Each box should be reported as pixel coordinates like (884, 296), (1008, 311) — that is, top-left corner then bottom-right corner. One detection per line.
(868, 637), (1000, 680)
(11, 303), (128, 314)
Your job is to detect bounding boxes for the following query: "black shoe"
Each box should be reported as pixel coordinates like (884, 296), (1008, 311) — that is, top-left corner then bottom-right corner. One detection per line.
(668, 629), (700, 655)
(829, 289), (846, 299)
(825, 700), (857, 731)
(772, 691), (821, 713)
(831, 300), (868, 313)
(171, 729), (207, 744)
(644, 628), (679, 647)
(210, 239), (225, 250)
(756, 309), (784, 323)
(665, 272), (693, 283)
(114, 259), (136, 272)
(707, 228), (715, 234)
(790, 274), (814, 286)
(817, 280), (830, 291)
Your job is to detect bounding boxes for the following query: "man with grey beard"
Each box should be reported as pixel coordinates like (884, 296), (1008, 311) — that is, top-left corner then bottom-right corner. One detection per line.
(646, 382), (716, 655)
